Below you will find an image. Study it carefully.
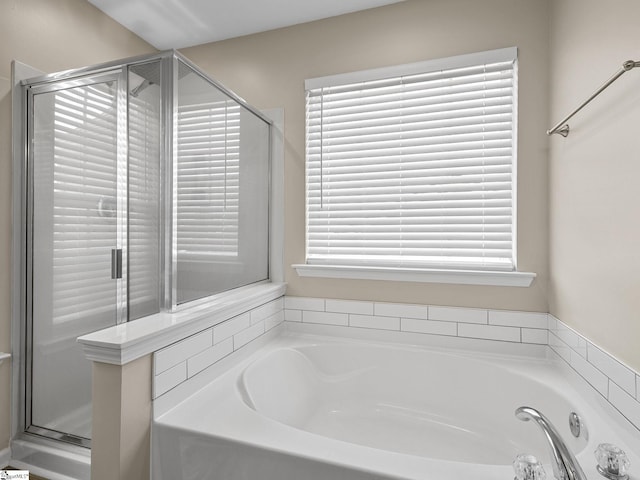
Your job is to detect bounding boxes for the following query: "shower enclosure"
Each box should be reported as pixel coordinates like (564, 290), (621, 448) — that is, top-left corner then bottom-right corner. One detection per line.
(13, 50), (271, 462)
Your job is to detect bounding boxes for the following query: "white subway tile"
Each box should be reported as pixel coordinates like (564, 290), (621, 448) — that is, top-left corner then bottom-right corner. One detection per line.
(154, 329), (212, 374)
(213, 313), (251, 344)
(326, 299), (374, 315)
(522, 328), (548, 345)
(402, 318), (457, 336)
(154, 362), (187, 398)
(284, 296), (325, 311)
(303, 311), (348, 326)
(187, 338), (233, 377)
(547, 314), (558, 330)
(637, 375), (640, 401)
(429, 305), (487, 324)
(284, 309), (302, 322)
(553, 321), (587, 358)
(587, 345), (636, 396)
(489, 310), (548, 329)
(265, 311), (285, 331)
(234, 322), (265, 349)
(458, 323), (520, 342)
(549, 332), (571, 362)
(250, 298), (284, 325)
(609, 381), (640, 430)
(570, 351), (608, 397)
(349, 314), (400, 331)
(374, 302), (427, 319)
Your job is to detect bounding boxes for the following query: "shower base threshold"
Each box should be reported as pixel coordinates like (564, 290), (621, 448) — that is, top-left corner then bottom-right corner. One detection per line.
(10, 436), (90, 480)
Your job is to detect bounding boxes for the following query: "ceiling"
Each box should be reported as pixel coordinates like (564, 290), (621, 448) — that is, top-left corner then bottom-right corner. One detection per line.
(88, 0), (404, 50)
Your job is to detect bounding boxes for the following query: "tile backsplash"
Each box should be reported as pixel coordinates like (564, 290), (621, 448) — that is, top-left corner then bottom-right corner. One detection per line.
(153, 297), (284, 398)
(284, 297), (549, 345)
(548, 314), (640, 430)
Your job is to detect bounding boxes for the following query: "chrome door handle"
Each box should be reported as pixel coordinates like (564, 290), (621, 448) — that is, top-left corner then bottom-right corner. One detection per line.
(111, 248), (122, 279)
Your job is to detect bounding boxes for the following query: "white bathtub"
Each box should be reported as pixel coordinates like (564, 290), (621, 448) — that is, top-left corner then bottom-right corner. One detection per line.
(152, 331), (639, 480)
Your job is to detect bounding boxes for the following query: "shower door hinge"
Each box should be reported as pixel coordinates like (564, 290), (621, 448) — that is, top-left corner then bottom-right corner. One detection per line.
(111, 248), (123, 279)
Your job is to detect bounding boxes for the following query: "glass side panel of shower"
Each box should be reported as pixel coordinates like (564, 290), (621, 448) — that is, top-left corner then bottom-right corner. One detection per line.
(175, 59), (270, 305)
(25, 61), (162, 445)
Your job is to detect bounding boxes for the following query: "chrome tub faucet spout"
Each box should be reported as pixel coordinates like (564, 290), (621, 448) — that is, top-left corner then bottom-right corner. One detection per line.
(516, 406), (587, 480)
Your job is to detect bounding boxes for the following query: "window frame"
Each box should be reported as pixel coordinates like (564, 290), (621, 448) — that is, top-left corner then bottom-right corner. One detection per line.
(297, 47), (535, 287)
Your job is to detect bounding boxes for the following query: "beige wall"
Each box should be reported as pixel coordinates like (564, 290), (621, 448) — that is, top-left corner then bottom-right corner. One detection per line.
(548, 0), (640, 371)
(0, 0), (155, 454)
(182, 0), (550, 312)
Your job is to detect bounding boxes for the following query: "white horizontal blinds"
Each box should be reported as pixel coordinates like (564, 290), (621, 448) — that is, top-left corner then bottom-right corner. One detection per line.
(35, 82), (118, 324)
(306, 49), (516, 270)
(176, 99), (241, 258)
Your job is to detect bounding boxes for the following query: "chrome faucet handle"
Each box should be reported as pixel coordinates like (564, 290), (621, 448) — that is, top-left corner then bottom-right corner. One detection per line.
(515, 406), (588, 480)
(514, 453), (547, 480)
(595, 443), (630, 480)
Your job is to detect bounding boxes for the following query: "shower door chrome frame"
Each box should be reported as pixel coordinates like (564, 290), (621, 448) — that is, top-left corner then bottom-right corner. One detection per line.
(161, 53), (177, 314)
(23, 69), (129, 448)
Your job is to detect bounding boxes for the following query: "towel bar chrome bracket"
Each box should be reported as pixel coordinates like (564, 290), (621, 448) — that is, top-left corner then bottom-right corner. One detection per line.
(548, 60), (640, 137)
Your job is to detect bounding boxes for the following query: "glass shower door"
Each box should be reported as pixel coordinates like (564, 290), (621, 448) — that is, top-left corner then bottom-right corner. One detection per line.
(27, 72), (126, 443)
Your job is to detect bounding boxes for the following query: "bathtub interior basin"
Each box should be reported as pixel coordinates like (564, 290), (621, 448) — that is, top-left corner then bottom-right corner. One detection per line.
(237, 342), (587, 466)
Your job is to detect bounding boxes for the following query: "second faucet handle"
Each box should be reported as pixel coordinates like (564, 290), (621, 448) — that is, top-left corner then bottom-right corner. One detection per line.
(595, 443), (630, 480)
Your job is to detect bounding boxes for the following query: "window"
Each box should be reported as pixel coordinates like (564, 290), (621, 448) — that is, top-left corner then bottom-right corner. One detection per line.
(303, 48), (525, 282)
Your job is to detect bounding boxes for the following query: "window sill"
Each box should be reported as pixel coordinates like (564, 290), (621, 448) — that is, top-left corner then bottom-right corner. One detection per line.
(292, 264), (535, 287)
